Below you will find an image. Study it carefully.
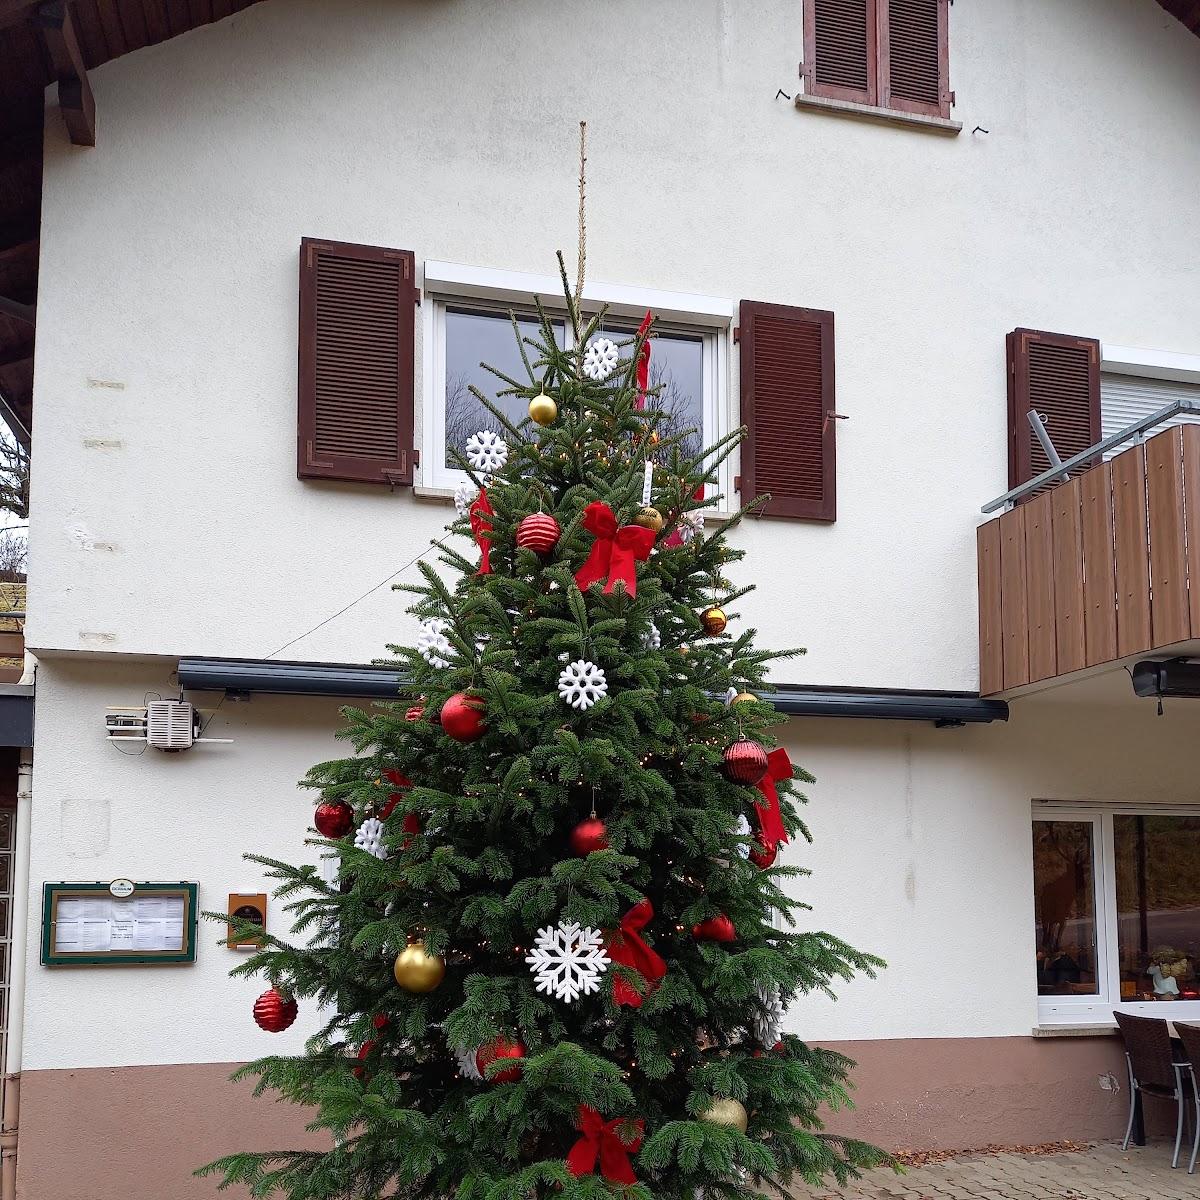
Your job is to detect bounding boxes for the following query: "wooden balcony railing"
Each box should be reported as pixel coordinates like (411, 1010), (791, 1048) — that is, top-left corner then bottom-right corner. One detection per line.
(978, 424), (1200, 696)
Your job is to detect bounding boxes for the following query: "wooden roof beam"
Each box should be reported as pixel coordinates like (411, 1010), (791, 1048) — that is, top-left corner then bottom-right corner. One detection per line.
(38, 1), (94, 147)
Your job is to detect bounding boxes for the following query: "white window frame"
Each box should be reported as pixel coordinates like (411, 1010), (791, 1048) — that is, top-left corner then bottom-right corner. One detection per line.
(420, 261), (732, 497)
(1034, 801), (1200, 1027)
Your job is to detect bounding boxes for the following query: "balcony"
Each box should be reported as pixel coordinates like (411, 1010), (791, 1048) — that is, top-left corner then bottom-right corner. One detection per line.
(978, 422), (1200, 696)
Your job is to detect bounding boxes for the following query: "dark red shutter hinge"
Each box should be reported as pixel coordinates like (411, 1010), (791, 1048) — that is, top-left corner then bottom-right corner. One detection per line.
(734, 474), (742, 492)
(733, 326), (740, 344)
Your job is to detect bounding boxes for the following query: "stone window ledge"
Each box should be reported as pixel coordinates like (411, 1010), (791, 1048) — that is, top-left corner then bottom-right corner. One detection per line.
(1032, 1023), (1119, 1039)
(794, 93), (962, 137)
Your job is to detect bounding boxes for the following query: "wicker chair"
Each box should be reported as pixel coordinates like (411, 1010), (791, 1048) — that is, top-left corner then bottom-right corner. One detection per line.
(1115, 1011), (1193, 1167)
(1172, 1022), (1200, 1172)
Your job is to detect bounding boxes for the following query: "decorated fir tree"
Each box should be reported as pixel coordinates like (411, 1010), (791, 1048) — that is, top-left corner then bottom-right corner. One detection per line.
(202, 252), (885, 1199)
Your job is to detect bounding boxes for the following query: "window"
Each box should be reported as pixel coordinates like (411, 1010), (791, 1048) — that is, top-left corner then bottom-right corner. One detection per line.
(422, 265), (729, 492)
(1100, 373), (1200, 456)
(1034, 805), (1200, 1025)
(801, 0), (951, 119)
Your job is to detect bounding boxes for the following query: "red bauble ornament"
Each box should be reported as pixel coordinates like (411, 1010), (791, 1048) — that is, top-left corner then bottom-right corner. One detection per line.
(570, 816), (609, 855)
(750, 834), (778, 869)
(253, 987), (298, 1033)
(405, 703), (425, 722)
(516, 513), (561, 556)
(441, 692), (486, 742)
(722, 739), (769, 786)
(692, 914), (737, 942)
(476, 1037), (525, 1083)
(314, 800), (354, 839)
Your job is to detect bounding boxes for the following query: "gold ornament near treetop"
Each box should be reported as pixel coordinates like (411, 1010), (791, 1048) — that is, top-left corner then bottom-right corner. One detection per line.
(393, 941), (446, 993)
(731, 691), (758, 706)
(699, 1097), (749, 1133)
(528, 392), (558, 427)
(633, 506), (664, 533)
(699, 605), (728, 636)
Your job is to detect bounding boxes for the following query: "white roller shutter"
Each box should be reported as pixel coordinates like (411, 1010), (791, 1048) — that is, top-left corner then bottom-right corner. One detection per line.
(1100, 373), (1200, 457)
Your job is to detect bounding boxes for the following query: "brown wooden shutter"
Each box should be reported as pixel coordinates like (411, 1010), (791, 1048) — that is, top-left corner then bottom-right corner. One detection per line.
(803, 0), (878, 107)
(297, 237), (417, 484)
(738, 302), (836, 522)
(880, 0), (950, 118)
(1006, 328), (1101, 492)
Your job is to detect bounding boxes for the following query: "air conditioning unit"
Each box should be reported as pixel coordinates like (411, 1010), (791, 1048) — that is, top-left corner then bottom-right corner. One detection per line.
(1132, 659), (1200, 700)
(105, 700), (231, 751)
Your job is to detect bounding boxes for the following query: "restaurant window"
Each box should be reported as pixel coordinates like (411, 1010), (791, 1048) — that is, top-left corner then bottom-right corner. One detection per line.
(1034, 805), (1200, 1026)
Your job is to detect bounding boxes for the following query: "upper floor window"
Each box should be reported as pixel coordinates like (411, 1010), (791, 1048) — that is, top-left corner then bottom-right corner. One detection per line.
(802, 0), (951, 119)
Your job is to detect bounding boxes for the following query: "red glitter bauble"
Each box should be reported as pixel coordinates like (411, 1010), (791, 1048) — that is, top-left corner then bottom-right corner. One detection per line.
(253, 988), (298, 1033)
(692, 914), (737, 943)
(750, 832), (778, 869)
(440, 692), (486, 742)
(516, 513), (561, 556)
(405, 703), (425, 722)
(476, 1037), (525, 1083)
(314, 800), (354, 839)
(721, 740), (769, 786)
(569, 816), (609, 855)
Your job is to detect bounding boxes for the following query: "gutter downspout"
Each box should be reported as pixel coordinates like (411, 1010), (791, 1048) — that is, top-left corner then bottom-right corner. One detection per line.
(3, 655), (34, 1200)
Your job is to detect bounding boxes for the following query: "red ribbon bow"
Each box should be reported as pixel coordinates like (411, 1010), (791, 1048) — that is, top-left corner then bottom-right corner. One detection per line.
(608, 898), (668, 1008)
(470, 488), (494, 575)
(566, 1105), (644, 1186)
(753, 748), (793, 849)
(634, 309), (653, 411)
(574, 502), (656, 598)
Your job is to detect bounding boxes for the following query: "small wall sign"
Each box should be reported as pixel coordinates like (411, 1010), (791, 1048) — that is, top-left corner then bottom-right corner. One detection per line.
(108, 878), (135, 898)
(226, 892), (268, 949)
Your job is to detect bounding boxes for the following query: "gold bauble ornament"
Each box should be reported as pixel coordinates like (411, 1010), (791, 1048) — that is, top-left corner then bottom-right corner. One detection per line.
(731, 691), (758, 706)
(393, 941), (446, 993)
(634, 506), (664, 533)
(699, 605), (728, 636)
(699, 1097), (749, 1133)
(528, 392), (558, 427)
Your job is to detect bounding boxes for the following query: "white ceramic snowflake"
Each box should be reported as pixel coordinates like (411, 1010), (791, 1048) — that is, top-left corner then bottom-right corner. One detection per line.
(752, 985), (786, 1047)
(454, 481), (478, 518)
(677, 510), (705, 544)
(354, 816), (387, 860)
(582, 337), (620, 381)
(643, 623), (661, 651)
(456, 1045), (482, 1081)
(723, 687), (739, 706)
(417, 617), (453, 668)
(525, 920), (610, 1003)
(557, 659), (608, 710)
(735, 813), (752, 860)
(465, 430), (508, 473)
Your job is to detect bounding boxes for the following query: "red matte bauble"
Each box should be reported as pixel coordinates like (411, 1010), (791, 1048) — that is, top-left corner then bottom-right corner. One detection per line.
(692, 914), (737, 942)
(750, 833), (778, 869)
(516, 513), (561, 556)
(570, 816), (609, 855)
(253, 988), (298, 1033)
(314, 800), (354, 839)
(722, 740), (769, 786)
(476, 1037), (525, 1083)
(440, 692), (486, 742)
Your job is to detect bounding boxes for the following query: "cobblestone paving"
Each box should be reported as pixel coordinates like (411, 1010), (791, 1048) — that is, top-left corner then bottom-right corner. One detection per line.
(793, 1141), (1200, 1200)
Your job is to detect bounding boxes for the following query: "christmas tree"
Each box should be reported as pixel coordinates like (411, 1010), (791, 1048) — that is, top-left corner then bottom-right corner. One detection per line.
(201, 250), (885, 1198)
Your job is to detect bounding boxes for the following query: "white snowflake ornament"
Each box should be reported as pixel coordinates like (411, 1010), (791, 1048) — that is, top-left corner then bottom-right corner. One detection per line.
(677, 510), (705, 544)
(643, 623), (661, 651)
(454, 481), (478, 517)
(354, 816), (387, 860)
(557, 659), (608, 710)
(465, 430), (508, 473)
(417, 617), (453, 668)
(735, 813), (752, 859)
(752, 985), (786, 1048)
(525, 920), (610, 1003)
(455, 1045), (483, 1081)
(582, 338), (620, 381)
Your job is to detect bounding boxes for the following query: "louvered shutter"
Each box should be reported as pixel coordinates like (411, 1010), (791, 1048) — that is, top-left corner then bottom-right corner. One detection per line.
(738, 302), (836, 522)
(1007, 329), (1101, 491)
(803, 0), (878, 106)
(880, 0), (950, 117)
(297, 238), (417, 484)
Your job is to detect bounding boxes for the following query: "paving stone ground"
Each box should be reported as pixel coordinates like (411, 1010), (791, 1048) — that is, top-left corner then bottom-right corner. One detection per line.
(792, 1140), (1200, 1200)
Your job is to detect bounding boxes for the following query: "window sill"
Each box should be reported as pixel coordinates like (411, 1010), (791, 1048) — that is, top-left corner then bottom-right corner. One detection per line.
(415, 483), (735, 523)
(793, 93), (962, 137)
(1032, 1023), (1118, 1039)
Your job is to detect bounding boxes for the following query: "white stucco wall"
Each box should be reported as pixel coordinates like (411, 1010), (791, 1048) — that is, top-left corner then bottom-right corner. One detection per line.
(24, 0), (1200, 691)
(21, 657), (1200, 1071)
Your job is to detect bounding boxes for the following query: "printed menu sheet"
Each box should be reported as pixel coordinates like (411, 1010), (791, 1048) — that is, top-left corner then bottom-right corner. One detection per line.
(54, 894), (186, 954)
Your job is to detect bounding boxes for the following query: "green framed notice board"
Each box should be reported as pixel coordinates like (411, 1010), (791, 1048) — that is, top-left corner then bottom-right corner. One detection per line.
(41, 881), (198, 966)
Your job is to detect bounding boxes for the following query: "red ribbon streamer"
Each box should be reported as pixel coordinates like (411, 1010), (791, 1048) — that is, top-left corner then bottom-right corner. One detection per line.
(634, 309), (653, 411)
(470, 488), (494, 575)
(574, 502), (656, 598)
(381, 769), (420, 843)
(753, 748), (793, 849)
(608, 898), (668, 1008)
(566, 1105), (644, 1186)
